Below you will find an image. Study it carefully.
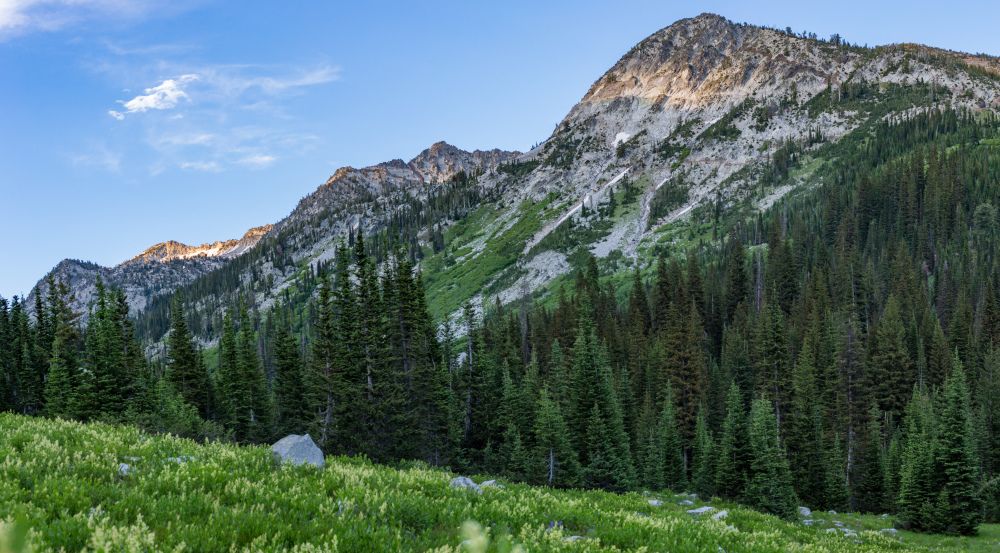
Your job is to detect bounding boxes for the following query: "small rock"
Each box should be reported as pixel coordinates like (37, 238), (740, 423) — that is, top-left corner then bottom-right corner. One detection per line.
(564, 535), (585, 542)
(798, 506), (812, 517)
(841, 529), (858, 538)
(166, 455), (195, 464)
(825, 528), (839, 534)
(828, 510), (837, 515)
(118, 462), (132, 476)
(648, 499), (663, 507)
(712, 510), (728, 521)
(678, 499), (694, 506)
(480, 479), (504, 489)
(880, 513), (890, 519)
(449, 476), (482, 494)
(687, 506), (716, 516)
(802, 519), (814, 526)
(880, 528), (898, 536)
(271, 434), (324, 468)
(833, 521), (844, 528)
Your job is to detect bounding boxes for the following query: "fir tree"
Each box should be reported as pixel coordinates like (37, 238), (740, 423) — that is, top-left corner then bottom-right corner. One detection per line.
(745, 398), (798, 519)
(533, 386), (580, 487)
(716, 383), (750, 500)
(690, 406), (715, 498)
(935, 360), (982, 535)
(165, 295), (211, 418)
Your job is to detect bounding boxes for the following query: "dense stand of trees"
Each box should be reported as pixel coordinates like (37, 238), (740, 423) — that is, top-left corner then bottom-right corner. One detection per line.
(1, 109), (999, 535)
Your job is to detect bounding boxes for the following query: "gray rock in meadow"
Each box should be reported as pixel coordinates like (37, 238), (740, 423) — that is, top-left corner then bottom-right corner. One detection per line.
(563, 536), (586, 543)
(449, 476), (482, 494)
(798, 506), (812, 517)
(833, 521), (844, 528)
(802, 519), (814, 526)
(712, 510), (728, 521)
(828, 510), (837, 515)
(880, 528), (899, 536)
(687, 506), (716, 516)
(648, 499), (663, 507)
(678, 499), (694, 506)
(271, 434), (324, 468)
(480, 479), (504, 489)
(118, 462), (132, 476)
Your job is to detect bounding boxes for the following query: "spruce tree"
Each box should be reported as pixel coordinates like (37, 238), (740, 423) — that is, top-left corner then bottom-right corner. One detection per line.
(690, 406), (715, 498)
(533, 386), (580, 487)
(165, 295), (211, 418)
(745, 398), (798, 519)
(716, 383), (750, 500)
(272, 313), (307, 435)
(935, 361), (982, 535)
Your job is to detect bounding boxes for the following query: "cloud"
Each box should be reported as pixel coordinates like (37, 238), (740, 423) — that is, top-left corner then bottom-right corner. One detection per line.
(0, 0), (191, 39)
(237, 154), (276, 168)
(111, 74), (197, 119)
(70, 143), (121, 172)
(178, 160), (220, 172)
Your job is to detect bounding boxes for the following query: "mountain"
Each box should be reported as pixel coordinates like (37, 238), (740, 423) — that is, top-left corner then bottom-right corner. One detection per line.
(31, 13), (1000, 342)
(26, 225), (272, 317)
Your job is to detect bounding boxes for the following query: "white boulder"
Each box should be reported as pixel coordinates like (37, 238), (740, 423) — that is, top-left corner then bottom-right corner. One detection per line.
(271, 434), (325, 468)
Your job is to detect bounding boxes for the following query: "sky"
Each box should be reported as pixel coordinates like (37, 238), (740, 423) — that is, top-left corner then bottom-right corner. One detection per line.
(2, 0), (1000, 297)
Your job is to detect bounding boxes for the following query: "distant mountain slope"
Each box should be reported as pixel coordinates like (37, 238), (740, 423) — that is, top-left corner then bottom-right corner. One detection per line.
(27, 225), (272, 317)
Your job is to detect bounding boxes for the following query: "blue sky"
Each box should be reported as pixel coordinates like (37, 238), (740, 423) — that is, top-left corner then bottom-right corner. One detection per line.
(2, 0), (999, 298)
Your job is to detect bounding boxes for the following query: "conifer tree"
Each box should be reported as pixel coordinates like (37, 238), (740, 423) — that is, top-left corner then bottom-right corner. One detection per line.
(533, 386), (580, 487)
(690, 406), (715, 498)
(934, 360), (982, 535)
(745, 398), (798, 519)
(272, 313), (307, 435)
(855, 404), (888, 513)
(716, 383), (750, 500)
(165, 295), (211, 418)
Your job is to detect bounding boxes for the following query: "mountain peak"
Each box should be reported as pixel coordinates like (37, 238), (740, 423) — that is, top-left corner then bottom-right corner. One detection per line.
(128, 224), (271, 265)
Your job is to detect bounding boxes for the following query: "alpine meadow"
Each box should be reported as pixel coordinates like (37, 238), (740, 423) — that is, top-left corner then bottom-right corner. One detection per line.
(4, 6), (1000, 552)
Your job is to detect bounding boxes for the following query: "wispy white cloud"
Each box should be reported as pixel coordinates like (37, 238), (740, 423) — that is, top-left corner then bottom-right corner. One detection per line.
(70, 143), (121, 172)
(178, 160), (220, 172)
(0, 0), (193, 39)
(110, 73), (197, 119)
(236, 154), (276, 168)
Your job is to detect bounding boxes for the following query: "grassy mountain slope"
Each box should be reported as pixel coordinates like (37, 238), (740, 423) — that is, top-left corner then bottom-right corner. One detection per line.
(6, 413), (998, 552)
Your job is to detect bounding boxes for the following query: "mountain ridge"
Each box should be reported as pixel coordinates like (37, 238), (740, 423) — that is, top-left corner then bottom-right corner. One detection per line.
(25, 13), (1000, 342)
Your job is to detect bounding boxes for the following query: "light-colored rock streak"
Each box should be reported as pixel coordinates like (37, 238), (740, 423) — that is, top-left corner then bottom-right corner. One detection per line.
(522, 166), (630, 254)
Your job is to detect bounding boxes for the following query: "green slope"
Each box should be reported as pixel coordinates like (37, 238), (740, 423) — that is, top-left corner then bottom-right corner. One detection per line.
(3, 414), (994, 552)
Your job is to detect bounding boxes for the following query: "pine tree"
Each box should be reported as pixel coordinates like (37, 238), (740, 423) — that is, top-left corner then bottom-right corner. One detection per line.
(43, 329), (75, 419)
(745, 397), (798, 519)
(716, 383), (750, 500)
(533, 386), (580, 487)
(165, 295), (211, 418)
(659, 385), (685, 490)
(787, 334), (826, 507)
(935, 360), (982, 535)
(897, 388), (937, 530)
(272, 312), (307, 435)
(868, 295), (914, 420)
(690, 406), (715, 497)
(855, 404), (888, 513)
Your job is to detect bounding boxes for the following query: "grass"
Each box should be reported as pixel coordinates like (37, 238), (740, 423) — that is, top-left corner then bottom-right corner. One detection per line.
(421, 197), (554, 320)
(7, 414), (997, 552)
